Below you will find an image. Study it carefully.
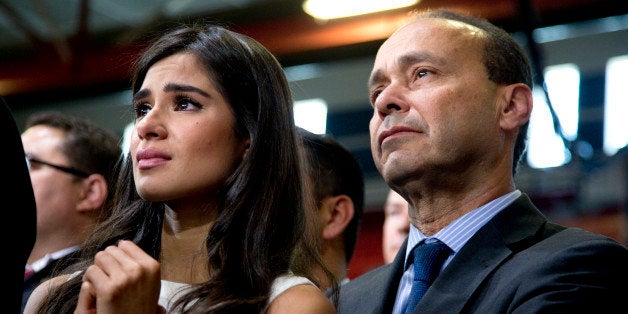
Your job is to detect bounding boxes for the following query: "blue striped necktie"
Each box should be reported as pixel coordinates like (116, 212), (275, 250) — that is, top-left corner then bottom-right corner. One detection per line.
(405, 240), (451, 314)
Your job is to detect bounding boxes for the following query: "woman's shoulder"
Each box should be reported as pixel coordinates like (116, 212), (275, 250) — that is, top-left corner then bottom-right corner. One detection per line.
(268, 274), (315, 300)
(23, 273), (73, 314)
(266, 274), (336, 313)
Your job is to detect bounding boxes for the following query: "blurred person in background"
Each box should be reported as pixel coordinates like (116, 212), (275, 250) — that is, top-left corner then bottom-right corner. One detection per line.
(299, 127), (365, 295)
(20, 111), (121, 313)
(382, 189), (410, 264)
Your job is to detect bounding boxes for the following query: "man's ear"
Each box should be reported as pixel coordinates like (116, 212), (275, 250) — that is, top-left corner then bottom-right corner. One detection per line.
(76, 174), (108, 213)
(499, 83), (533, 132)
(320, 195), (355, 240)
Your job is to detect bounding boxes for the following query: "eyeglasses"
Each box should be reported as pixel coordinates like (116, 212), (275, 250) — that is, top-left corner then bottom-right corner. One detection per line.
(25, 155), (90, 178)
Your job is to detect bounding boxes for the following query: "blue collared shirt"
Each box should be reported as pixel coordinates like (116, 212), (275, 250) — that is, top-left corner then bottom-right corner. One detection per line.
(391, 190), (522, 314)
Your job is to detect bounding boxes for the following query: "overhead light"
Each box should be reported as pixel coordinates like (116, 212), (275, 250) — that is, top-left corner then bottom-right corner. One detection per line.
(303, 0), (420, 20)
(294, 98), (328, 134)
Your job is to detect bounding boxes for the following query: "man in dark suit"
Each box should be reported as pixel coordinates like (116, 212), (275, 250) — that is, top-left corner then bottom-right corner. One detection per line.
(1, 97), (36, 314)
(338, 9), (628, 313)
(21, 111), (121, 312)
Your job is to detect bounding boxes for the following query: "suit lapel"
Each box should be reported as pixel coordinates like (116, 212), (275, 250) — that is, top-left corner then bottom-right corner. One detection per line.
(381, 239), (409, 311)
(339, 239), (408, 313)
(416, 194), (548, 313)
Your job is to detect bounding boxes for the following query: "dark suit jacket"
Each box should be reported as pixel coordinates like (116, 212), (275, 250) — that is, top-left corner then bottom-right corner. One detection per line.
(1, 98), (37, 314)
(21, 250), (81, 313)
(338, 194), (628, 313)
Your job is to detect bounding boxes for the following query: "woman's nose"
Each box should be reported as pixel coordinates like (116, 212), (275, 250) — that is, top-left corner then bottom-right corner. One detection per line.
(135, 107), (167, 140)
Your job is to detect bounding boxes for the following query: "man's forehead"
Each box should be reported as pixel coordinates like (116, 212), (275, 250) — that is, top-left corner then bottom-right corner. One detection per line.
(392, 17), (484, 40)
(374, 17), (485, 66)
(369, 18), (486, 87)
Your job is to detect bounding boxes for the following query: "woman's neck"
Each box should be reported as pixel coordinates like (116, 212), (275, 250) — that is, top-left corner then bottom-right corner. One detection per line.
(160, 204), (215, 283)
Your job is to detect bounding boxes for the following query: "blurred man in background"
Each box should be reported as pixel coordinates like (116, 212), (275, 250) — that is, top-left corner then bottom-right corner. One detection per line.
(382, 189), (410, 264)
(21, 111), (121, 312)
(299, 128), (365, 293)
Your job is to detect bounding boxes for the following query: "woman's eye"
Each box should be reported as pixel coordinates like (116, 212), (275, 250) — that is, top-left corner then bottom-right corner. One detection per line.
(133, 103), (151, 118)
(174, 96), (202, 111)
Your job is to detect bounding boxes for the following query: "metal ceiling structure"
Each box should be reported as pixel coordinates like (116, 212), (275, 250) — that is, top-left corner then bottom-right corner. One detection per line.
(0, 0), (626, 99)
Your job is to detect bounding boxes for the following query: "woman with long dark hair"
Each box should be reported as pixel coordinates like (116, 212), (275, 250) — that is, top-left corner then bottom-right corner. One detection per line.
(25, 24), (336, 313)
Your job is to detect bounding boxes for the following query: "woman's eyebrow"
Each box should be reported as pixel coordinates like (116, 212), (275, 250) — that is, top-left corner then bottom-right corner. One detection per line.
(133, 88), (151, 102)
(163, 83), (210, 98)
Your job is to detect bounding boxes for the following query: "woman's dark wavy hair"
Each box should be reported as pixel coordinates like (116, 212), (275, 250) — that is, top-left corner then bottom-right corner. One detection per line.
(37, 23), (317, 313)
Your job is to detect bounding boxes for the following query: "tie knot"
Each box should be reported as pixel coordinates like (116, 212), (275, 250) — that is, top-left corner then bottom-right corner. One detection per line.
(411, 240), (451, 284)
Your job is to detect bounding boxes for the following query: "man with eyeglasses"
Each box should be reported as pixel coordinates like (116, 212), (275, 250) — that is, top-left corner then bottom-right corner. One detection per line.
(20, 111), (121, 313)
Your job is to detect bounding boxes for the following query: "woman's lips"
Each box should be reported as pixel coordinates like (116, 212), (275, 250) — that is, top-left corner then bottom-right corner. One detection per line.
(136, 148), (171, 170)
(137, 157), (169, 169)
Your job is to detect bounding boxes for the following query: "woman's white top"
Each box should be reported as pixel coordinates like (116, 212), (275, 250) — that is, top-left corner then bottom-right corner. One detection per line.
(159, 273), (316, 312)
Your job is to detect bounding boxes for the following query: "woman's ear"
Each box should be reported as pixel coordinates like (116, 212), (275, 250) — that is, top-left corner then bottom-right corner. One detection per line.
(499, 83), (533, 132)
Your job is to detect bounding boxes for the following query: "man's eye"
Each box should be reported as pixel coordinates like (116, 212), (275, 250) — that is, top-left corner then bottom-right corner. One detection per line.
(370, 90), (382, 105)
(415, 69), (429, 79)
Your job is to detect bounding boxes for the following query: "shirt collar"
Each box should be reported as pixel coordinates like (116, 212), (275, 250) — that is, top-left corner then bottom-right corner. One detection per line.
(403, 190), (521, 269)
(28, 245), (80, 272)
